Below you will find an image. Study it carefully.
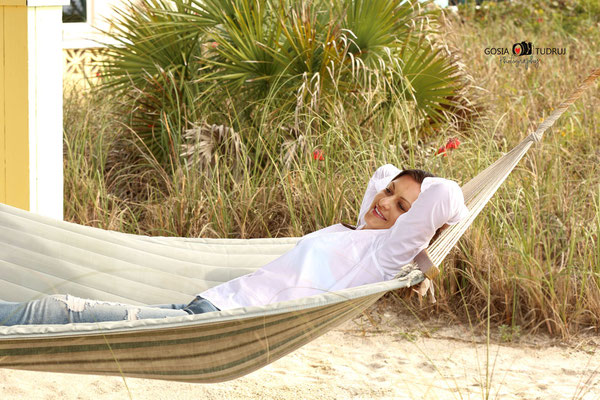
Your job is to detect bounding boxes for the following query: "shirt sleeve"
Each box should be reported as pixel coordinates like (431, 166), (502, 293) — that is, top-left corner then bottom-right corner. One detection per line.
(356, 164), (402, 227)
(372, 177), (469, 280)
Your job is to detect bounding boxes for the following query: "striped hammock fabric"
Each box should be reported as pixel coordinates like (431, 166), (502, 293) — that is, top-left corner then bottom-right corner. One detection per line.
(0, 68), (598, 383)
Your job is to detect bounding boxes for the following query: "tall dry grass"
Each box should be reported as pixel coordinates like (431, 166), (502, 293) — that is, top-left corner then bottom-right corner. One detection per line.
(63, 1), (600, 339)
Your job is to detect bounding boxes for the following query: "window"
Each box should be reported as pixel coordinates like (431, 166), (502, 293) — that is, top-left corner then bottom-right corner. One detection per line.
(63, 0), (88, 23)
(62, 0), (120, 50)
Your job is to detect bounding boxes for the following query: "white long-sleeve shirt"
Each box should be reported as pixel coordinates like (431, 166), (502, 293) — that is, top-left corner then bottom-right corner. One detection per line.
(199, 165), (469, 310)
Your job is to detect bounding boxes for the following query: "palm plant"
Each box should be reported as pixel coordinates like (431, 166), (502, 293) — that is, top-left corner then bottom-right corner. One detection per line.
(97, 0), (213, 165)
(98, 0), (472, 168)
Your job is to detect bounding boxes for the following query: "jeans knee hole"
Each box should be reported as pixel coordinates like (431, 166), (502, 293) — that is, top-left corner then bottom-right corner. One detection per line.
(126, 308), (140, 321)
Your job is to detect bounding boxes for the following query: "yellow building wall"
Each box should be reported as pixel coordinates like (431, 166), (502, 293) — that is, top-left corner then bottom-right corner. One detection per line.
(63, 47), (106, 90)
(0, 2), (29, 210)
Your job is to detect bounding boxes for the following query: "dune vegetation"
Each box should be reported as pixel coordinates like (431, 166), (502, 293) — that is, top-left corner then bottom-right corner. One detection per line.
(63, 0), (600, 339)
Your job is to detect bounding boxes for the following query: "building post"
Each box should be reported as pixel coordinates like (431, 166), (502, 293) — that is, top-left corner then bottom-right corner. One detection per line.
(0, 0), (69, 220)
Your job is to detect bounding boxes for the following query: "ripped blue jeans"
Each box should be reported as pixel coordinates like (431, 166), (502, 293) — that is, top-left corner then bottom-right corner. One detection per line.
(0, 295), (220, 326)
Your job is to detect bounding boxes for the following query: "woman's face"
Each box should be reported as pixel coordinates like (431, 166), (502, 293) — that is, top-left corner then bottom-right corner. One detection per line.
(363, 175), (421, 230)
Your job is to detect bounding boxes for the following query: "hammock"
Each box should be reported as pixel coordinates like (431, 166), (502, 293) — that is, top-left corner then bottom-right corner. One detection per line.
(0, 68), (598, 383)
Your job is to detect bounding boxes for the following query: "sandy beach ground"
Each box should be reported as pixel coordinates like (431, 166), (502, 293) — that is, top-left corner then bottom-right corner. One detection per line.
(1, 311), (599, 400)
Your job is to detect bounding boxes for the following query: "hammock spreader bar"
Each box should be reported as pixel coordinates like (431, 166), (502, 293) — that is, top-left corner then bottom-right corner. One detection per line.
(0, 68), (598, 383)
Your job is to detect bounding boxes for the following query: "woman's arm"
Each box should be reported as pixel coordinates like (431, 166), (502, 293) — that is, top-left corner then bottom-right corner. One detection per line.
(356, 164), (402, 227)
(372, 177), (468, 279)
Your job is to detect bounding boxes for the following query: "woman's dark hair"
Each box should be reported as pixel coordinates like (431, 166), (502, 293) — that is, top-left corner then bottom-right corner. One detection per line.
(343, 168), (448, 245)
(392, 168), (434, 185)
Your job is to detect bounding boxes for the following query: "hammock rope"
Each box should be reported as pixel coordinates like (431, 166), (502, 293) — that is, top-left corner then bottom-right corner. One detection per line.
(0, 68), (598, 383)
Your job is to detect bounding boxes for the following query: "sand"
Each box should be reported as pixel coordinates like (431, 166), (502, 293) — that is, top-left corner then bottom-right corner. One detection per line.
(1, 311), (599, 400)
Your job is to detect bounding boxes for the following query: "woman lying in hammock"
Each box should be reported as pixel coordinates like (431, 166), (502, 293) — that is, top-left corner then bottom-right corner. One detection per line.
(0, 164), (468, 326)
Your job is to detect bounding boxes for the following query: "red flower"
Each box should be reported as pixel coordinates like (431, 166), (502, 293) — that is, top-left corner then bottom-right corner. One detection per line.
(312, 149), (325, 161)
(207, 42), (219, 49)
(435, 137), (460, 157)
(96, 72), (101, 77)
(536, 17), (543, 23)
(445, 137), (460, 150)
